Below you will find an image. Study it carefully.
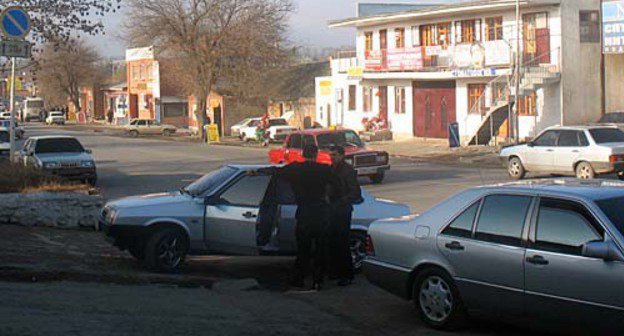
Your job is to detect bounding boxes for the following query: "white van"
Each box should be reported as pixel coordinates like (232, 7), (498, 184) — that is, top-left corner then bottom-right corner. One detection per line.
(22, 97), (45, 122)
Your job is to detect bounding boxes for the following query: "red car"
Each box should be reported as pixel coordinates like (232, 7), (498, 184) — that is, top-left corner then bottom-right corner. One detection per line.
(268, 129), (390, 183)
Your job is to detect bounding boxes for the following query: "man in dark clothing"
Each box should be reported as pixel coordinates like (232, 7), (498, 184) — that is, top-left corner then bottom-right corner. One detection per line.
(258, 144), (334, 290)
(329, 145), (362, 286)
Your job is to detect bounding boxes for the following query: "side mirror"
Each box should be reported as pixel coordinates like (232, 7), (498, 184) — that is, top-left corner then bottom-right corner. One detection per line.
(582, 240), (617, 261)
(85, 149), (93, 154)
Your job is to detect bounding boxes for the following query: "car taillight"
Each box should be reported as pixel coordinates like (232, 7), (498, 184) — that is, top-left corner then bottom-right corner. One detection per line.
(366, 235), (375, 256)
(610, 155), (624, 163)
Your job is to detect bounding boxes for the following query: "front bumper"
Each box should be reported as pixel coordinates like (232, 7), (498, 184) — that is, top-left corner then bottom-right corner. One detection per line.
(355, 164), (390, 176)
(44, 167), (96, 180)
(99, 222), (147, 250)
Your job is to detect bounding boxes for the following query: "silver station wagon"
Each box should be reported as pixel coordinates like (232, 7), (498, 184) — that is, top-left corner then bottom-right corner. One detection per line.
(99, 164), (410, 272)
(364, 180), (624, 333)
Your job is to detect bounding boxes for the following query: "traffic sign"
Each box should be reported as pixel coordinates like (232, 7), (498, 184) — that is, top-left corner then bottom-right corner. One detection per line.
(0, 40), (31, 58)
(0, 6), (31, 40)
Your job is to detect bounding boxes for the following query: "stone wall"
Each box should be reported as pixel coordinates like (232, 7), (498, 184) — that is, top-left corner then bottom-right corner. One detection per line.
(0, 193), (103, 228)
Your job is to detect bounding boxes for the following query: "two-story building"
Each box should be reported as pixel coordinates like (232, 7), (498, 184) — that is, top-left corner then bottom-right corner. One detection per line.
(319, 0), (603, 145)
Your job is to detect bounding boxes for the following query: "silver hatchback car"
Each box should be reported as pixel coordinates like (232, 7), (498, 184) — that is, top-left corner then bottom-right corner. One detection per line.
(364, 180), (624, 333)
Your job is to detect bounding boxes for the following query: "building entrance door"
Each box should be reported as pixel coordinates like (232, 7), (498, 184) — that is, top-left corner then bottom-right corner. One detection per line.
(129, 94), (139, 119)
(378, 86), (388, 123)
(412, 81), (456, 138)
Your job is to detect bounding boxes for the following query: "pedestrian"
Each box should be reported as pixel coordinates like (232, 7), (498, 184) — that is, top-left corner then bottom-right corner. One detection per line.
(256, 144), (334, 290)
(107, 108), (114, 125)
(328, 145), (362, 286)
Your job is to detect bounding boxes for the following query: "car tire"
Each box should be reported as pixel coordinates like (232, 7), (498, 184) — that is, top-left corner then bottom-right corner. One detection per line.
(162, 129), (172, 136)
(143, 227), (189, 273)
(349, 231), (367, 273)
(575, 161), (595, 180)
(508, 157), (526, 180)
(413, 267), (467, 331)
(129, 130), (139, 138)
(369, 172), (385, 184)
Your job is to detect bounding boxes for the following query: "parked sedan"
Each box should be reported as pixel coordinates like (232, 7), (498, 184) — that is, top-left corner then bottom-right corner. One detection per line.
(45, 111), (66, 125)
(364, 180), (624, 333)
(230, 117), (255, 137)
(0, 120), (25, 139)
(124, 119), (177, 137)
(99, 164), (410, 272)
(501, 126), (624, 180)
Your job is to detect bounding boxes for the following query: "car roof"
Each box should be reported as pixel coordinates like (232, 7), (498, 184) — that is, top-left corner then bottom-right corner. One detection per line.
(293, 128), (354, 136)
(543, 125), (619, 132)
(226, 164), (280, 170)
(475, 179), (624, 201)
(29, 135), (78, 140)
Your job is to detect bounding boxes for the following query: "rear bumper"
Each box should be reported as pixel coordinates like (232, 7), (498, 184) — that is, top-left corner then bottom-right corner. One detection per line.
(363, 258), (411, 300)
(355, 165), (390, 176)
(271, 133), (291, 141)
(592, 161), (624, 174)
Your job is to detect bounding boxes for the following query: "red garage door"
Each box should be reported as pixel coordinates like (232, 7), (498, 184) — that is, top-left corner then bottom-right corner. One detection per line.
(413, 81), (456, 138)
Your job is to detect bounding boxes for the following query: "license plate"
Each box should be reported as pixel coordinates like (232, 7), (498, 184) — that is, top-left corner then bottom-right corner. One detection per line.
(357, 167), (379, 175)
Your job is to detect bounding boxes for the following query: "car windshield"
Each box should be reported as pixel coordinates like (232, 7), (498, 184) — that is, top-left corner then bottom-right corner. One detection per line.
(595, 196), (624, 236)
(35, 138), (85, 153)
(269, 119), (288, 126)
(26, 101), (44, 108)
(316, 131), (364, 149)
(0, 131), (8, 143)
(589, 128), (624, 144)
(184, 166), (238, 197)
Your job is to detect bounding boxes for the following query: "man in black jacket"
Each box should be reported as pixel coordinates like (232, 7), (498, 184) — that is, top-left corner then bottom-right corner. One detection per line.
(257, 144), (334, 290)
(328, 145), (362, 286)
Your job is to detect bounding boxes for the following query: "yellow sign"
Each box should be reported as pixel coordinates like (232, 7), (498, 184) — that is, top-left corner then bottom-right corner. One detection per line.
(210, 99), (221, 108)
(347, 66), (364, 78)
(207, 124), (220, 143)
(319, 80), (332, 96)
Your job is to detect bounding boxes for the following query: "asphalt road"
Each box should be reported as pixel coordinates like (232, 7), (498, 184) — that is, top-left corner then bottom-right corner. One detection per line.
(3, 124), (542, 336)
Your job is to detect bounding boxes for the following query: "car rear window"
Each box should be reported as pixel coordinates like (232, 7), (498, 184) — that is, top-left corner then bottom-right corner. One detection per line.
(589, 128), (624, 144)
(35, 138), (84, 153)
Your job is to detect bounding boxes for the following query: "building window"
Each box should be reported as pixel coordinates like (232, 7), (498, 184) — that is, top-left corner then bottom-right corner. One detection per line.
(394, 87), (406, 114)
(468, 84), (486, 115)
(486, 17), (503, 41)
(457, 19), (481, 43)
(518, 92), (537, 116)
(364, 31), (373, 52)
(580, 11), (600, 43)
(348, 85), (356, 111)
(139, 64), (145, 80)
(437, 22), (451, 46)
(163, 103), (188, 117)
(420, 24), (437, 46)
(395, 28), (405, 48)
(363, 87), (373, 113)
(411, 26), (420, 46)
(132, 65), (139, 80)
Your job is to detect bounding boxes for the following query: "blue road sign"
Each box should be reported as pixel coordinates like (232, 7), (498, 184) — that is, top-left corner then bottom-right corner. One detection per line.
(1, 6), (31, 40)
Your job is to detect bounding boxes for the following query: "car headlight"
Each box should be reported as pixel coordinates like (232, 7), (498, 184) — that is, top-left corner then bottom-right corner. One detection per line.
(106, 208), (117, 224)
(81, 160), (95, 168)
(43, 161), (60, 169)
(376, 154), (388, 164)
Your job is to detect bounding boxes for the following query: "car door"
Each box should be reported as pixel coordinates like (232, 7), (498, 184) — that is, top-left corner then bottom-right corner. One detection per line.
(524, 197), (624, 331)
(145, 120), (159, 135)
(523, 130), (559, 172)
(438, 194), (533, 318)
(204, 174), (272, 255)
(552, 130), (585, 173)
(136, 120), (148, 134)
(284, 134), (303, 163)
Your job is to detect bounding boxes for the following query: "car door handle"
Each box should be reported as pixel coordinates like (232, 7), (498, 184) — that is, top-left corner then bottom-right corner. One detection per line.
(546, 149), (554, 152)
(572, 150), (579, 153)
(242, 211), (257, 219)
(526, 255), (549, 265)
(444, 241), (465, 251)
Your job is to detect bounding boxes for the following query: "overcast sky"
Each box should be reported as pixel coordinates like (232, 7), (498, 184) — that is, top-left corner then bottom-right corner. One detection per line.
(91, 0), (454, 58)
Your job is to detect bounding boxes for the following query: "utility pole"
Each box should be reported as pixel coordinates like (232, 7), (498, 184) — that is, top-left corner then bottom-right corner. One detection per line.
(513, 0), (521, 144)
(8, 56), (15, 162)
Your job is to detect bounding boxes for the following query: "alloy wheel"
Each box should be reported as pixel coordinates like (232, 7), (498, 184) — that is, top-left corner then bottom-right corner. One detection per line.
(509, 160), (521, 176)
(350, 236), (366, 270)
(419, 276), (453, 323)
(157, 236), (183, 268)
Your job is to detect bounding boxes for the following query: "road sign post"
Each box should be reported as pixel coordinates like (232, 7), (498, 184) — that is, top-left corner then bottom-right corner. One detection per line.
(0, 6), (31, 163)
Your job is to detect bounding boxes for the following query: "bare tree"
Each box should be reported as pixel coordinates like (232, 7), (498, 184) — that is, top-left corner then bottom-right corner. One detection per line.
(36, 41), (101, 111)
(3, 0), (121, 43)
(125, 0), (293, 137)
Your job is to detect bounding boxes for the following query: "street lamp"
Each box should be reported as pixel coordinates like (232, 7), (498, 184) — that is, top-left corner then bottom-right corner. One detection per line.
(513, 0), (521, 144)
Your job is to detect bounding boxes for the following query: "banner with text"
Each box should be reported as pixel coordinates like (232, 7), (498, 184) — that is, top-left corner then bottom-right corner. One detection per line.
(604, 0), (624, 53)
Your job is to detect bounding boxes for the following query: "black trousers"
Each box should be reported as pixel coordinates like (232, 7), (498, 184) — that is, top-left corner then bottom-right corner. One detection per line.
(293, 207), (330, 284)
(330, 207), (353, 280)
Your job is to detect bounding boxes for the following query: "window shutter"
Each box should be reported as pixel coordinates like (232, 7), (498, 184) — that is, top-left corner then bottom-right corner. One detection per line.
(455, 21), (462, 44)
(412, 26), (420, 46)
(475, 19), (482, 41)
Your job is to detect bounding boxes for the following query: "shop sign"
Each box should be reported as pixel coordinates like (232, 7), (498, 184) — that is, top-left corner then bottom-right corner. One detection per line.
(347, 66), (364, 79)
(386, 47), (423, 71)
(451, 68), (497, 78)
(364, 50), (384, 71)
(319, 80), (332, 96)
(603, 0), (624, 53)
